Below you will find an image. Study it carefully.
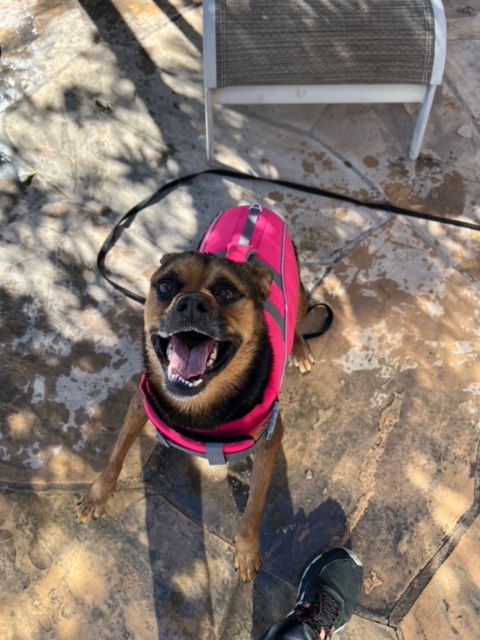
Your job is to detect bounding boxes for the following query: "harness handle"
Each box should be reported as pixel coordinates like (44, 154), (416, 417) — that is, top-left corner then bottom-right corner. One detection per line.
(97, 168), (480, 305)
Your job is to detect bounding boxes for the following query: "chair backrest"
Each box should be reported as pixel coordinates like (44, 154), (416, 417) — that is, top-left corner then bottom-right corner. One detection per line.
(213, 0), (438, 88)
(202, 0), (447, 160)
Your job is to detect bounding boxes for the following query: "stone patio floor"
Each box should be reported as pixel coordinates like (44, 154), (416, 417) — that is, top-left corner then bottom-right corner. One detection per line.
(1, 1), (479, 639)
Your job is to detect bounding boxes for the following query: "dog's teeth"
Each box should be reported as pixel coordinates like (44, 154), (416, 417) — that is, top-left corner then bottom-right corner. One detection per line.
(207, 343), (218, 369)
(167, 341), (173, 359)
(167, 372), (202, 388)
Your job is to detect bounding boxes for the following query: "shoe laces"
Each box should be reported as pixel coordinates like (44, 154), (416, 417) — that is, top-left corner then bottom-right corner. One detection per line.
(293, 591), (339, 639)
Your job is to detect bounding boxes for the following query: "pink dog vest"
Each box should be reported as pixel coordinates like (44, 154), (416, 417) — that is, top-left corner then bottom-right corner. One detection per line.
(140, 204), (299, 464)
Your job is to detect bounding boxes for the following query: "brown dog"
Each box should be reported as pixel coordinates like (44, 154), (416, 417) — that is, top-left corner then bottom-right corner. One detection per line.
(77, 248), (314, 581)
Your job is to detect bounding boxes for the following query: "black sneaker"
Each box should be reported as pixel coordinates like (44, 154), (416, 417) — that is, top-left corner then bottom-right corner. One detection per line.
(291, 547), (363, 639)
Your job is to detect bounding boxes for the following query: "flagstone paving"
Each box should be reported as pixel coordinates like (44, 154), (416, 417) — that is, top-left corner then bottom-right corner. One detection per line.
(1, 1), (479, 639)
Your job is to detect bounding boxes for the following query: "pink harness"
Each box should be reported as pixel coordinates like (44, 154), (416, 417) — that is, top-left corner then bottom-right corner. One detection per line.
(140, 204), (299, 464)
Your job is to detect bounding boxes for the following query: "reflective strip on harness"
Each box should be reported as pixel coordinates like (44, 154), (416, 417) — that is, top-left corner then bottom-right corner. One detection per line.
(251, 255), (283, 288)
(237, 203), (262, 246)
(264, 299), (285, 338)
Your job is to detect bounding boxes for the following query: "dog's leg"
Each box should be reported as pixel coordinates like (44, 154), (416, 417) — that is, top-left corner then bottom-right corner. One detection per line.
(76, 389), (147, 522)
(291, 280), (315, 373)
(234, 415), (284, 582)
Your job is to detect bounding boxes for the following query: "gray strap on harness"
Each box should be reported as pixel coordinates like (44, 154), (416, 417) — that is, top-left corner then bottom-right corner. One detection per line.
(153, 400), (281, 464)
(265, 400), (280, 440)
(155, 430), (170, 447)
(238, 203), (262, 247)
(205, 442), (227, 465)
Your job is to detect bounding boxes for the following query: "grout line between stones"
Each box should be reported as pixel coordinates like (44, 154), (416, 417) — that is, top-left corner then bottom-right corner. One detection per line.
(443, 74), (480, 136)
(319, 213), (394, 268)
(0, 477), (235, 549)
(307, 213), (394, 298)
(143, 488), (235, 548)
(307, 132), (385, 198)
(388, 437), (480, 626)
(0, 480), (104, 493)
(1, 49), (86, 116)
(407, 217), (480, 289)
(308, 107), (329, 136)
(346, 607), (390, 627)
(240, 106), (384, 200)
(0, 476), (158, 494)
(448, 37), (480, 42)
(395, 627), (406, 640)
(215, 583), (242, 640)
(389, 505), (479, 625)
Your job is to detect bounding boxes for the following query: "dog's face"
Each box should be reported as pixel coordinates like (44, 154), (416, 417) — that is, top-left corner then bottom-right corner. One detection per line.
(144, 252), (272, 410)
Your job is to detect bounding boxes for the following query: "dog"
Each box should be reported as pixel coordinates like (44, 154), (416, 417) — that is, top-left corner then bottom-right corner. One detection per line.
(76, 204), (316, 582)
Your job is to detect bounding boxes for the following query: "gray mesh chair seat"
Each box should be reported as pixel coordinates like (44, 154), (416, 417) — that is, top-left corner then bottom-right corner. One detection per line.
(203, 0), (446, 160)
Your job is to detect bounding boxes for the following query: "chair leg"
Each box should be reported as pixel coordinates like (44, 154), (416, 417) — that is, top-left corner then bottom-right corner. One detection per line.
(205, 88), (215, 161)
(409, 85), (437, 161)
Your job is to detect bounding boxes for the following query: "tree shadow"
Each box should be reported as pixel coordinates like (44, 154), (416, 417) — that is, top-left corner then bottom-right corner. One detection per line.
(2, 1), (480, 638)
(153, 0), (203, 51)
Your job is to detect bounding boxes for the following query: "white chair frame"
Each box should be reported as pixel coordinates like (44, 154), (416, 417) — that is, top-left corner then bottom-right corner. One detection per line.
(203, 0), (446, 162)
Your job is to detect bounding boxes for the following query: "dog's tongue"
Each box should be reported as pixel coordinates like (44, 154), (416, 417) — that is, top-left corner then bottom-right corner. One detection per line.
(168, 334), (214, 379)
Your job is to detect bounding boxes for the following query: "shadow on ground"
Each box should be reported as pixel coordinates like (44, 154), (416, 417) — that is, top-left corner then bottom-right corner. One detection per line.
(1, 1), (480, 639)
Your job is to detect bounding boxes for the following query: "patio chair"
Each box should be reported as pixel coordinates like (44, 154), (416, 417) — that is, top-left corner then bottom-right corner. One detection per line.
(202, 0), (446, 161)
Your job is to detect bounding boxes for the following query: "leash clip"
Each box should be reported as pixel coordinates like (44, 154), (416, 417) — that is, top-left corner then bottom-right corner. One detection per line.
(265, 400), (280, 440)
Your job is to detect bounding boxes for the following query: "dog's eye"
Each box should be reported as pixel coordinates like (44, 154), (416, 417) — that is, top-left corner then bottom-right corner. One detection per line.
(156, 279), (177, 299)
(214, 285), (238, 304)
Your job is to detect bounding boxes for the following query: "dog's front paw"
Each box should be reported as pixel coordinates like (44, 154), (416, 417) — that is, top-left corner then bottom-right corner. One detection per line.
(234, 534), (261, 582)
(75, 479), (112, 523)
(292, 335), (315, 374)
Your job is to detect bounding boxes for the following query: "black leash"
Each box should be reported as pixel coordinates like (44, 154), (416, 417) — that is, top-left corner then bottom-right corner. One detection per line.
(97, 167), (480, 305)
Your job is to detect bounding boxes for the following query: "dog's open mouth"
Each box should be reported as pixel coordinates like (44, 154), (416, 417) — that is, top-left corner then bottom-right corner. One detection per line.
(151, 330), (238, 395)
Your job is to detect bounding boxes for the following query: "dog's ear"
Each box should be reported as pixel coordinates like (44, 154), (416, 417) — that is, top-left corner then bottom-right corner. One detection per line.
(245, 263), (273, 304)
(159, 253), (178, 267)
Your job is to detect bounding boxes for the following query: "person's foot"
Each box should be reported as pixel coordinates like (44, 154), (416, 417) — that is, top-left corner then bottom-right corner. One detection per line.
(291, 548), (363, 639)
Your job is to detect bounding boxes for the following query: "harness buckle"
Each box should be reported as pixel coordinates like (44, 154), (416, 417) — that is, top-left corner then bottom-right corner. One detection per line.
(205, 442), (226, 465)
(265, 400), (280, 440)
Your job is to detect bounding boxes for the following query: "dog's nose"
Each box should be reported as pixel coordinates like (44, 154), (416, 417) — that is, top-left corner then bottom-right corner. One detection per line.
(174, 294), (211, 319)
